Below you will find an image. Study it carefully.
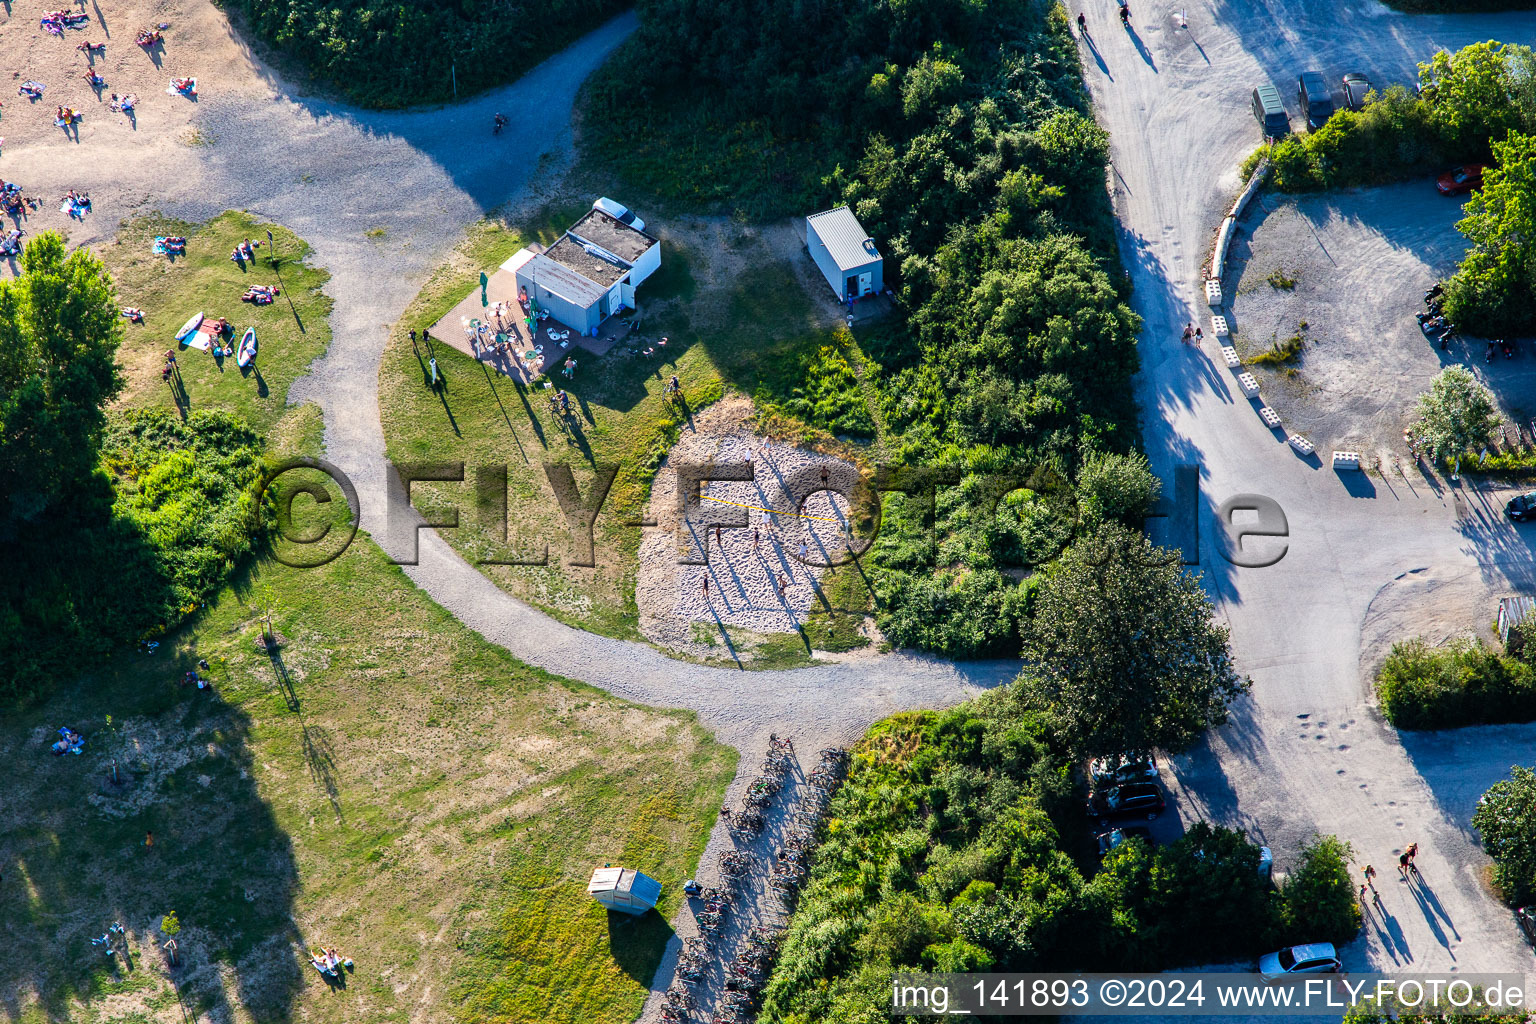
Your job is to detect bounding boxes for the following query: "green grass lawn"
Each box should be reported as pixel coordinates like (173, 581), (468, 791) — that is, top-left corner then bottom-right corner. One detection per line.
(379, 210), (880, 652)
(103, 210), (334, 435)
(0, 538), (736, 1024)
(0, 216), (738, 1023)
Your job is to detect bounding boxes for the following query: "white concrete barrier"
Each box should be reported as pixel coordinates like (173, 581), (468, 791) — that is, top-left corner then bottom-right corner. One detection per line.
(1332, 451), (1362, 471)
(1211, 315), (1230, 337)
(1208, 158), (1270, 281)
(1221, 346), (1241, 368)
(1205, 280), (1223, 307)
(1288, 434), (1315, 456)
(1237, 372), (1260, 397)
(1259, 407), (1281, 428)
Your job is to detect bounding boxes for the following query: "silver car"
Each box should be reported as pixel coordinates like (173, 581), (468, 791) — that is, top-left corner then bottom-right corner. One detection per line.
(1259, 943), (1341, 982)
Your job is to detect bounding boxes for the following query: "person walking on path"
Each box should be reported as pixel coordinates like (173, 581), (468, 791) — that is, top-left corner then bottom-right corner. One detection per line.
(1194, 327), (1203, 344)
(1077, 10), (1087, 34)
(1181, 323), (1193, 344)
(1399, 850), (1412, 876)
(1405, 843), (1420, 875)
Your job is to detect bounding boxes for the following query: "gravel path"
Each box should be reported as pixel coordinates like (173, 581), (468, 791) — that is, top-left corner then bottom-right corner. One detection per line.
(1084, 0), (1536, 976)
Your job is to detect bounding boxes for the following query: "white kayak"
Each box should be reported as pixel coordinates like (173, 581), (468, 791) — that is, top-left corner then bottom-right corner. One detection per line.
(175, 312), (204, 341)
(236, 327), (257, 368)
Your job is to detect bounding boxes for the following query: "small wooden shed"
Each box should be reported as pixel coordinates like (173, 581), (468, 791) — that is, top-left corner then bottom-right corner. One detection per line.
(587, 866), (662, 916)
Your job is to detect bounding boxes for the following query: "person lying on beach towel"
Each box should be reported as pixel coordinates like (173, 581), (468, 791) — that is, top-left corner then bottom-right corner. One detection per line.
(121, 307), (144, 323)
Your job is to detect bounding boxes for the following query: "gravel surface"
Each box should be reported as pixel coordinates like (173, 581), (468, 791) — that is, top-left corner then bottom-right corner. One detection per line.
(1227, 183), (1536, 461)
(1085, 0), (1536, 977)
(637, 396), (871, 659)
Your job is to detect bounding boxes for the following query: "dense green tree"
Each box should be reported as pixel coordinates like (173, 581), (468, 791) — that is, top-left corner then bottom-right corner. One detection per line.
(1022, 523), (1247, 760)
(1075, 450), (1160, 526)
(1443, 131), (1536, 336)
(1473, 765), (1536, 904)
(1411, 366), (1500, 469)
(0, 231), (123, 537)
(1279, 835), (1360, 944)
(1421, 42), (1530, 154)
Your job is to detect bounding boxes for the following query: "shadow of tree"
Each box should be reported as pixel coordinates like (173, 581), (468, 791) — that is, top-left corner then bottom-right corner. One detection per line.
(0, 665), (304, 1021)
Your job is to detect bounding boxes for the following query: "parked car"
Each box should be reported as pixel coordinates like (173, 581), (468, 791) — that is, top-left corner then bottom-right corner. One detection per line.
(1437, 164), (1486, 196)
(1097, 826), (1155, 857)
(1259, 943), (1341, 982)
(1297, 71), (1334, 129)
(1252, 84), (1290, 138)
(1087, 782), (1166, 824)
(592, 196), (645, 232)
(1506, 490), (1536, 521)
(1090, 755), (1159, 787)
(1342, 72), (1371, 111)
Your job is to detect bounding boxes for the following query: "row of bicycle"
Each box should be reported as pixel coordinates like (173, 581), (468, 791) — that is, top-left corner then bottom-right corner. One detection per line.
(663, 926), (784, 1023)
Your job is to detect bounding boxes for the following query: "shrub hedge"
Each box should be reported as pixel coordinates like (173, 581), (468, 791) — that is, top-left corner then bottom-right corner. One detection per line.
(1375, 637), (1536, 729)
(1258, 42), (1536, 194)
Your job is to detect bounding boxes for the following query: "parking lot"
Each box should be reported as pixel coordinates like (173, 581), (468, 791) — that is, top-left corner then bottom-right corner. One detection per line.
(1227, 182), (1536, 464)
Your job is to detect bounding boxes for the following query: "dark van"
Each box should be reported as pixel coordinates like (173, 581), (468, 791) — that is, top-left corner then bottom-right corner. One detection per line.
(1252, 84), (1289, 138)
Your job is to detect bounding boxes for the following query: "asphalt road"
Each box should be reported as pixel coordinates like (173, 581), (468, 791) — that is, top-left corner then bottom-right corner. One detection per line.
(1083, 0), (1536, 974)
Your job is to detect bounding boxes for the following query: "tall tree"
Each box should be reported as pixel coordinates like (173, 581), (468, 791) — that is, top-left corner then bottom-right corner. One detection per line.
(1021, 522), (1247, 760)
(0, 231), (123, 535)
(1421, 42), (1528, 155)
(1411, 365), (1500, 468)
(1444, 131), (1536, 336)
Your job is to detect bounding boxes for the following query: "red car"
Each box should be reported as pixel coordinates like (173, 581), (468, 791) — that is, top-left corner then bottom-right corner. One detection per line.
(1437, 164), (1486, 195)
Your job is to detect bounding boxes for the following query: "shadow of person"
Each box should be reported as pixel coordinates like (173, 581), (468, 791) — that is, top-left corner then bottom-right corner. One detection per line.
(255, 368), (269, 397)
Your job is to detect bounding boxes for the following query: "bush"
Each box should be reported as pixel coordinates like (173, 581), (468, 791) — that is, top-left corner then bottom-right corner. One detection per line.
(1375, 637), (1536, 729)
(758, 692), (1289, 1020)
(0, 409), (266, 702)
(1266, 86), (1445, 192)
(1075, 450), (1159, 526)
(1279, 835), (1361, 945)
